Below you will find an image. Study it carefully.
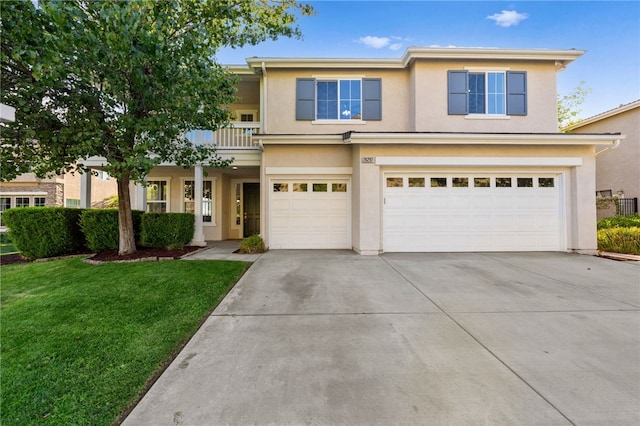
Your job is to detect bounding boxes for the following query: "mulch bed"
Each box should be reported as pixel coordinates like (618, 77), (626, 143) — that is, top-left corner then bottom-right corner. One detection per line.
(0, 246), (202, 266)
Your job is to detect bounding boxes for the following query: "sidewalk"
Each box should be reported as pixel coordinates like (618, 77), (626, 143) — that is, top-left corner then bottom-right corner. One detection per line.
(184, 240), (264, 262)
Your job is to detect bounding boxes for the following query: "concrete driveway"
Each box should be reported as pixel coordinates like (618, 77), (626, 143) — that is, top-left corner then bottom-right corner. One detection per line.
(123, 251), (640, 425)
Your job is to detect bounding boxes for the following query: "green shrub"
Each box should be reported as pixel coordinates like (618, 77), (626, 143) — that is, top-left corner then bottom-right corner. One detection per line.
(80, 209), (143, 252)
(239, 234), (266, 254)
(2, 207), (86, 259)
(141, 213), (194, 249)
(597, 214), (640, 230)
(0, 232), (11, 243)
(597, 227), (640, 255)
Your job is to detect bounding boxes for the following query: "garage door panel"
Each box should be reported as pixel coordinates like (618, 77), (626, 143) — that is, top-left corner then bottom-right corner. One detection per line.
(270, 179), (351, 249)
(384, 173), (562, 252)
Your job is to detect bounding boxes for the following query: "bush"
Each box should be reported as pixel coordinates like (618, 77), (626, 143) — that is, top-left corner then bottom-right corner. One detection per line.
(2, 207), (86, 259)
(141, 213), (194, 249)
(80, 209), (143, 252)
(597, 214), (640, 230)
(597, 227), (640, 255)
(0, 232), (11, 243)
(239, 234), (266, 254)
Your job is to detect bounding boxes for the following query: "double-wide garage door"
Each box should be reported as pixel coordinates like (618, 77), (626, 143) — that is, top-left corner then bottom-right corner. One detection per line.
(269, 179), (351, 249)
(384, 173), (563, 252)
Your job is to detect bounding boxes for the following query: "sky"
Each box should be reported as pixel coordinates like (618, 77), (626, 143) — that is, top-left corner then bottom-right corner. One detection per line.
(216, 1), (640, 120)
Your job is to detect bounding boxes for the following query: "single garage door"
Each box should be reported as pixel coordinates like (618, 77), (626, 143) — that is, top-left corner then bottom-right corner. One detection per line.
(270, 179), (351, 249)
(383, 173), (563, 252)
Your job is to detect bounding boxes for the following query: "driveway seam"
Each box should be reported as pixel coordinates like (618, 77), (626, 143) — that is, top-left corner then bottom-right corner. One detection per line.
(212, 311), (443, 317)
(478, 253), (640, 309)
(380, 255), (578, 426)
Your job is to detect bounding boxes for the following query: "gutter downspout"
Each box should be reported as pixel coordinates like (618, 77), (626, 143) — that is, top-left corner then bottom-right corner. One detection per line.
(261, 62), (267, 134)
(595, 139), (621, 158)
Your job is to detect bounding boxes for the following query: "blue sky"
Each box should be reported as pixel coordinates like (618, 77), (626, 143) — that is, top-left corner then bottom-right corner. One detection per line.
(216, 1), (640, 120)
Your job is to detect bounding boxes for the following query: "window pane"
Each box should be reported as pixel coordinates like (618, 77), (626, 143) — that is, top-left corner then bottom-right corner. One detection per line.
(66, 198), (81, 208)
(386, 177), (403, 188)
(293, 183), (308, 192)
(147, 203), (166, 213)
(431, 178), (447, 188)
(235, 183), (241, 225)
(332, 183), (347, 192)
(273, 183), (288, 192)
(408, 177), (425, 188)
(34, 197), (46, 207)
(539, 177), (555, 188)
(316, 81), (338, 119)
(468, 73), (485, 114)
(184, 200), (195, 214)
(312, 183), (327, 192)
(487, 73), (505, 114)
(452, 177), (469, 187)
(184, 180), (194, 201)
(474, 177), (490, 187)
(147, 181), (167, 201)
(16, 197), (29, 207)
(339, 80), (361, 120)
(517, 177), (533, 188)
(496, 177), (512, 188)
(0, 197), (11, 211)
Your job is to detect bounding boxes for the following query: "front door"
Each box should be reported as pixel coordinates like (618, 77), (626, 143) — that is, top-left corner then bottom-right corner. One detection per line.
(243, 183), (260, 237)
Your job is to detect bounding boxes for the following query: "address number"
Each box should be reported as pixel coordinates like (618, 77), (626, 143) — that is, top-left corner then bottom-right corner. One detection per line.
(361, 157), (375, 164)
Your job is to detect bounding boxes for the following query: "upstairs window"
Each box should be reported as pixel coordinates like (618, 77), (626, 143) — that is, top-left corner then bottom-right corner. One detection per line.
(469, 72), (505, 115)
(296, 78), (382, 121)
(448, 70), (527, 116)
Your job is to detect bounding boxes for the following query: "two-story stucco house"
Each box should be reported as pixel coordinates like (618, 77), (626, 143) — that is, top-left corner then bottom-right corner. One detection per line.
(81, 47), (622, 254)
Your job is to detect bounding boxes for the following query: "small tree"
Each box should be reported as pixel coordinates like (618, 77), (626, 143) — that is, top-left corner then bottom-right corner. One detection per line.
(558, 81), (591, 130)
(1, 0), (313, 254)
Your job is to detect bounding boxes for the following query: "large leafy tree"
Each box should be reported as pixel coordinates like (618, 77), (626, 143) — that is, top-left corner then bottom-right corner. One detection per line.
(1, 0), (313, 254)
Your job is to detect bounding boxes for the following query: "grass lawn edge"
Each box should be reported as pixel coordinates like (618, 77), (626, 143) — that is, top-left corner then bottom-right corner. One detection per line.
(113, 260), (252, 425)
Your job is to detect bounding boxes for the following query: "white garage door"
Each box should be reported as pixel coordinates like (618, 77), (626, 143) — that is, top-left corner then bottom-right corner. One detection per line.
(269, 179), (351, 249)
(383, 173), (563, 252)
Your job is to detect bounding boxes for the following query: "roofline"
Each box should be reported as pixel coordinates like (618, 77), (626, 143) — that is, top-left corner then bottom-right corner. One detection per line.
(256, 132), (622, 146)
(563, 100), (640, 131)
(244, 47), (585, 72)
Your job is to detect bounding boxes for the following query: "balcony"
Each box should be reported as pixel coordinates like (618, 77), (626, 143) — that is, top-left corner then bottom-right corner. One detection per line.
(186, 122), (261, 150)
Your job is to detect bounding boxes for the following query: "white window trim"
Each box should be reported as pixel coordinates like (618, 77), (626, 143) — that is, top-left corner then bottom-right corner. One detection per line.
(235, 109), (258, 122)
(146, 177), (171, 212)
(315, 78), (364, 122)
(466, 70), (507, 117)
(181, 177), (216, 226)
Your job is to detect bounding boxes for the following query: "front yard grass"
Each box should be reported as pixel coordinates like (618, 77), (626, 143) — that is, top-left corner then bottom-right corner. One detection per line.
(1, 257), (250, 425)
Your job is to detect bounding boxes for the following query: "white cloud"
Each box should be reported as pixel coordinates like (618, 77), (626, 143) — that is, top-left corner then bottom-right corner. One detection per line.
(487, 10), (528, 27)
(389, 43), (403, 51)
(358, 36), (391, 49)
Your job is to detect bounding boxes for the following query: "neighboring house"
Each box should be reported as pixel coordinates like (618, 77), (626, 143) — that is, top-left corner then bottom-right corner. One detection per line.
(564, 100), (639, 218)
(0, 171), (117, 228)
(81, 47), (621, 254)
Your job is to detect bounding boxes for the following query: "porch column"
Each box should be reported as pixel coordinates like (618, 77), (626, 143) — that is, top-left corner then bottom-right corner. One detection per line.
(132, 180), (147, 211)
(80, 172), (92, 208)
(191, 165), (206, 246)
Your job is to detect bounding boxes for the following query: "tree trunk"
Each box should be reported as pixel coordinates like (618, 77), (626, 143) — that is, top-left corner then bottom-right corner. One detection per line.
(117, 173), (137, 255)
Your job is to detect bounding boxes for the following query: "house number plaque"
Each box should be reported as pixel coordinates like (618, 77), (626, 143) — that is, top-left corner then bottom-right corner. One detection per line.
(361, 157), (375, 163)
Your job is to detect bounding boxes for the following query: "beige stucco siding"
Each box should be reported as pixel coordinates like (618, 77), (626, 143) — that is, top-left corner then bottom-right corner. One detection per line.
(411, 60), (558, 133)
(265, 69), (411, 134)
(570, 107), (639, 200)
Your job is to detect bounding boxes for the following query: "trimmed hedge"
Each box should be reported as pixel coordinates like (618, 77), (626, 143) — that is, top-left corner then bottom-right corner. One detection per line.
(2, 207), (86, 259)
(597, 214), (640, 230)
(597, 227), (640, 255)
(141, 213), (194, 249)
(80, 209), (143, 252)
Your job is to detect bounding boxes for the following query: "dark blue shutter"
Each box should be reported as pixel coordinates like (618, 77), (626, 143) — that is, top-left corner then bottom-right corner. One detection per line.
(448, 71), (469, 115)
(362, 78), (382, 120)
(296, 78), (316, 120)
(506, 71), (527, 115)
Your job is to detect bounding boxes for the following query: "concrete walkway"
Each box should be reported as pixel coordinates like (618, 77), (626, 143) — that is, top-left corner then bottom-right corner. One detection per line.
(184, 240), (264, 262)
(123, 251), (640, 425)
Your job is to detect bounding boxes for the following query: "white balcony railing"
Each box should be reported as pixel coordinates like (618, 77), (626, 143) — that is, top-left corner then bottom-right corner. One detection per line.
(186, 122), (261, 149)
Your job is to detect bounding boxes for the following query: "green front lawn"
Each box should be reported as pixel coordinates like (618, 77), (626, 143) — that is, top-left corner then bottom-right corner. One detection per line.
(1, 257), (250, 425)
